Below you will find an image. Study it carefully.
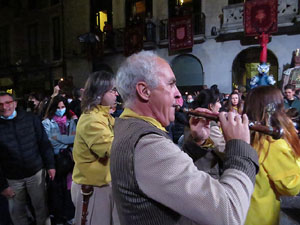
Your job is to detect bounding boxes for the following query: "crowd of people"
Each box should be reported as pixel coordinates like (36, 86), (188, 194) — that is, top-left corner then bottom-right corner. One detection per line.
(0, 50), (300, 225)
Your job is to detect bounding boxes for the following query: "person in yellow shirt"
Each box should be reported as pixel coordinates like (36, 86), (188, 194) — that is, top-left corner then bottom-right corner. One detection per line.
(244, 86), (300, 225)
(71, 71), (119, 225)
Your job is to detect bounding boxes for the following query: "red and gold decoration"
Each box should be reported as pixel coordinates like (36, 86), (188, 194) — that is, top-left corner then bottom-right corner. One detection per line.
(169, 16), (193, 52)
(244, 0), (278, 63)
(244, 0), (278, 89)
(244, 0), (278, 37)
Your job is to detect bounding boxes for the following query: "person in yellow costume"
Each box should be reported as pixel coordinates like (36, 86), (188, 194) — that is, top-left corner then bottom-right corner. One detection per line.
(71, 71), (120, 225)
(244, 86), (300, 225)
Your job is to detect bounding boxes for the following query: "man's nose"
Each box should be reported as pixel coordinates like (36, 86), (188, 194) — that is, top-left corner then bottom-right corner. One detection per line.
(174, 86), (181, 99)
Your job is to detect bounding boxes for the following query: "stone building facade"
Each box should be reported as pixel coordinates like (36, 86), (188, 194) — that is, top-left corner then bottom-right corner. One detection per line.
(0, 0), (300, 97)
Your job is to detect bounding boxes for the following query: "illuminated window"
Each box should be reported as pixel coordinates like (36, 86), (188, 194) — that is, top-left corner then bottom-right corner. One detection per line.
(96, 11), (108, 32)
(91, 0), (112, 32)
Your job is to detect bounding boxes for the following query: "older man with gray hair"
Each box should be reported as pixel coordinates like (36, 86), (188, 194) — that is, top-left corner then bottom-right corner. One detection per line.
(110, 51), (259, 225)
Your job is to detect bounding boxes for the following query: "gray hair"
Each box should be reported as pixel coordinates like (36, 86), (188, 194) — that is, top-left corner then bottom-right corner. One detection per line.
(116, 51), (163, 107)
(81, 71), (115, 113)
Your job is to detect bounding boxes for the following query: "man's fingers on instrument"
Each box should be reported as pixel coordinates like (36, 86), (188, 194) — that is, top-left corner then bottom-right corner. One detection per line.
(235, 114), (242, 123)
(227, 112), (235, 124)
(242, 114), (249, 126)
(218, 112), (227, 123)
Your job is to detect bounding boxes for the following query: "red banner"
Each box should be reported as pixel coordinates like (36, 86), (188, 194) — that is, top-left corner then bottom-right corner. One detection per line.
(244, 0), (278, 36)
(169, 16), (193, 51)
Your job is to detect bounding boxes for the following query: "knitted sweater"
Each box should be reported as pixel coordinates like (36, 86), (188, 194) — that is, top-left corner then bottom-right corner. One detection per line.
(111, 117), (259, 225)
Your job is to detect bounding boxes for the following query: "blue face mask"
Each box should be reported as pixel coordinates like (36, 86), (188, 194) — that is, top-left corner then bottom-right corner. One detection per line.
(55, 108), (66, 117)
(0, 110), (17, 120)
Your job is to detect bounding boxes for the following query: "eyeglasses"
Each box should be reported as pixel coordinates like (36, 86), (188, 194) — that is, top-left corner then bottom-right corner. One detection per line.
(109, 87), (118, 94)
(0, 101), (14, 107)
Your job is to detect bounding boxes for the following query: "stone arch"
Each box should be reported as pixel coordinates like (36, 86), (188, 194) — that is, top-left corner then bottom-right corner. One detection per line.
(171, 54), (204, 94)
(232, 47), (279, 91)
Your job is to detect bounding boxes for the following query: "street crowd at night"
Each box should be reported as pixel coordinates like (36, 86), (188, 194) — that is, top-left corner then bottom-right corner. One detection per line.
(1, 51), (300, 225)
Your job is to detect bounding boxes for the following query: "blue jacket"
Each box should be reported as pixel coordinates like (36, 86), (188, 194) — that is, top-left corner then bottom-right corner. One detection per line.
(42, 118), (77, 155)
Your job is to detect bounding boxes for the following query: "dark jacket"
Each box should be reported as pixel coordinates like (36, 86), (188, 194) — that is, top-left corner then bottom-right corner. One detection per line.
(0, 110), (55, 192)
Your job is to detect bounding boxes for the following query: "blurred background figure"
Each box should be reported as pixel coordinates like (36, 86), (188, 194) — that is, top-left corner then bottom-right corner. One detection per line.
(42, 96), (77, 225)
(286, 107), (300, 135)
(69, 88), (83, 119)
(284, 84), (300, 114)
(27, 92), (48, 119)
(243, 86), (300, 225)
(186, 94), (194, 108)
(226, 92), (243, 115)
(167, 95), (187, 145)
(181, 87), (225, 179)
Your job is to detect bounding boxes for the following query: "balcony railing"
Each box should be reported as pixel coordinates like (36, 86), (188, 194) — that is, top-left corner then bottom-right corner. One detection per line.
(99, 12), (206, 53)
(220, 0), (299, 35)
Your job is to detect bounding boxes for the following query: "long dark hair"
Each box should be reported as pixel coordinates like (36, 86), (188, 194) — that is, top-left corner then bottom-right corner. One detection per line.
(81, 71), (115, 113)
(227, 92), (243, 114)
(192, 87), (220, 110)
(243, 86), (300, 157)
(44, 96), (71, 120)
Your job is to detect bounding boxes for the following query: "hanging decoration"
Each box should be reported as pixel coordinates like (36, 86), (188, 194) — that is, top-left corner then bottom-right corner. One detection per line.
(244, 0), (278, 88)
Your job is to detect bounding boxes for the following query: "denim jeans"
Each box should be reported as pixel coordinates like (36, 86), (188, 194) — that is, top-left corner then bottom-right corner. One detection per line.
(7, 169), (51, 225)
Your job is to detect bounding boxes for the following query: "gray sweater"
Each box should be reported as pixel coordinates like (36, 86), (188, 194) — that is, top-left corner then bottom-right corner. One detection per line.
(111, 117), (259, 225)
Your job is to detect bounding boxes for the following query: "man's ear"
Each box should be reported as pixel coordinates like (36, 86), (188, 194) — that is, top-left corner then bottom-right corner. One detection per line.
(136, 81), (151, 101)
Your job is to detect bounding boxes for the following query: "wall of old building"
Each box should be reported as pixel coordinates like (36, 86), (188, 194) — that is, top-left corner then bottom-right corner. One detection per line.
(1, 0), (298, 95)
(63, 0), (91, 88)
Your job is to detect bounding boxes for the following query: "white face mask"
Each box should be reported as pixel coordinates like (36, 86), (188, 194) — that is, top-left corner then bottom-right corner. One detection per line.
(187, 99), (194, 103)
(67, 98), (73, 104)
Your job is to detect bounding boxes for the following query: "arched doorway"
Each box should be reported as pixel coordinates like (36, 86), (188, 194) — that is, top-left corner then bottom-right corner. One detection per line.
(171, 54), (203, 94)
(232, 47), (278, 91)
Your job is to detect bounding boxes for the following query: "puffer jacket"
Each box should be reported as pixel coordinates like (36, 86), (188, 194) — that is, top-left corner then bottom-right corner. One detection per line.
(0, 110), (55, 192)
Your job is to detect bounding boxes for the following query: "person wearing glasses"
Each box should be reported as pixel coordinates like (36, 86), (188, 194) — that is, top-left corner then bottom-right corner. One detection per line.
(0, 91), (55, 225)
(71, 71), (120, 225)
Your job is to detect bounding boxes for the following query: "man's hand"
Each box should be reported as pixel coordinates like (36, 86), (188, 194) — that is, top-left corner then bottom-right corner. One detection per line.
(48, 169), (56, 181)
(189, 108), (215, 146)
(1, 187), (15, 198)
(219, 112), (250, 144)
